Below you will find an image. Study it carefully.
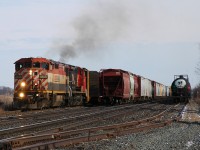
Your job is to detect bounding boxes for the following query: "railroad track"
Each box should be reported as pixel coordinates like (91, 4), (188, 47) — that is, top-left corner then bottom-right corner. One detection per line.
(0, 107), (101, 129)
(0, 105), (126, 130)
(0, 102), (160, 139)
(0, 102), (156, 121)
(0, 103), (184, 149)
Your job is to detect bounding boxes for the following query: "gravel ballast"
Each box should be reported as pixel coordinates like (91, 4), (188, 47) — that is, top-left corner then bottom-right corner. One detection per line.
(65, 100), (200, 150)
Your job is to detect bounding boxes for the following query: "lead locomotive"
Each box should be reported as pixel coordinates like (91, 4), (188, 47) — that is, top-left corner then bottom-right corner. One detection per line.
(13, 57), (89, 109)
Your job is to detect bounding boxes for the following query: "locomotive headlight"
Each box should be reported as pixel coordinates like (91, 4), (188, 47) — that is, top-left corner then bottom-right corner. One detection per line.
(19, 92), (25, 98)
(29, 70), (32, 75)
(21, 82), (26, 87)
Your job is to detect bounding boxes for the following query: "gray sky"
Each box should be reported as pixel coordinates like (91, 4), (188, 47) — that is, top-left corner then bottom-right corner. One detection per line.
(0, 0), (200, 88)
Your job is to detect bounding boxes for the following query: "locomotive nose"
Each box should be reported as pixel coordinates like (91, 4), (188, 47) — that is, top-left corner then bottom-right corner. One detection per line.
(175, 79), (186, 88)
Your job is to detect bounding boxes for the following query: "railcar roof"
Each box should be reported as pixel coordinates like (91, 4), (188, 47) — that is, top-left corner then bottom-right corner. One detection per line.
(14, 57), (87, 70)
(14, 57), (49, 64)
(174, 75), (189, 80)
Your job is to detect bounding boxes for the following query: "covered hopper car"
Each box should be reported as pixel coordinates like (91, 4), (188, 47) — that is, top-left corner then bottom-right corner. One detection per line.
(99, 69), (171, 105)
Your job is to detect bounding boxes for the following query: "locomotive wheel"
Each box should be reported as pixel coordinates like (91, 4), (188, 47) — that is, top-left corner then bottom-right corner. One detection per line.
(117, 99), (122, 105)
(75, 96), (83, 106)
(68, 97), (74, 106)
(38, 98), (49, 109)
(82, 96), (87, 106)
(104, 98), (110, 106)
(110, 98), (116, 106)
(68, 96), (83, 106)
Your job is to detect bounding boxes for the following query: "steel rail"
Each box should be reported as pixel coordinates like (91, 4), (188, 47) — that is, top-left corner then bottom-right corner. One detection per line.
(13, 119), (180, 150)
(0, 103), (154, 138)
(2, 104), (179, 149)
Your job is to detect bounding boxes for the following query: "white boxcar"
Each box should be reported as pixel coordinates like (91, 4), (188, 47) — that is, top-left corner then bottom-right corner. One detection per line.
(166, 86), (170, 96)
(141, 77), (153, 98)
(156, 82), (161, 96)
(129, 73), (134, 99)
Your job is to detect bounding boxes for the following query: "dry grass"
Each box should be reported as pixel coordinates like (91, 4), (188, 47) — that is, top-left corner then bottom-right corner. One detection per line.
(0, 95), (13, 111)
(0, 95), (13, 104)
(0, 107), (5, 113)
(193, 98), (200, 106)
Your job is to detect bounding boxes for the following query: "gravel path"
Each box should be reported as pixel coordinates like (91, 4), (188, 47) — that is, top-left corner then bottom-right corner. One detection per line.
(65, 100), (200, 150)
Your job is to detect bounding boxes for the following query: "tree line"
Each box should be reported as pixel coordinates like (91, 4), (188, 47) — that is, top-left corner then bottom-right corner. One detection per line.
(0, 86), (13, 95)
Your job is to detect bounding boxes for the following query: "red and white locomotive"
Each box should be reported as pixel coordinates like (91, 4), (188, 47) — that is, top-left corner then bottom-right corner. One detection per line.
(13, 57), (88, 109)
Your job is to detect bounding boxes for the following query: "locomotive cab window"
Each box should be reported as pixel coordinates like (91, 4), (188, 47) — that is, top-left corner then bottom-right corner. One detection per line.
(49, 64), (53, 70)
(15, 63), (23, 71)
(55, 64), (59, 69)
(33, 62), (40, 68)
(65, 68), (69, 75)
(41, 63), (49, 70)
(24, 62), (32, 68)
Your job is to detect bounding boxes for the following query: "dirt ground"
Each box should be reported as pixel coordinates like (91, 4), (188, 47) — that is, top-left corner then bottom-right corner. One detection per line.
(181, 99), (200, 122)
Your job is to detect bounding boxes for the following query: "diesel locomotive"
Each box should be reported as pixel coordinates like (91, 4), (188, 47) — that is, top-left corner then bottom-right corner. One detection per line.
(13, 57), (90, 109)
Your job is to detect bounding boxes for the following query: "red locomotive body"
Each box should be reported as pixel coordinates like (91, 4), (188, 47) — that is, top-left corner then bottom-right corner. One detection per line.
(13, 57), (88, 109)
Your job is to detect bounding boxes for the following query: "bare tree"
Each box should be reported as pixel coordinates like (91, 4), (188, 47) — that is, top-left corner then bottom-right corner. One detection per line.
(194, 46), (200, 99)
(195, 46), (200, 75)
(0, 86), (13, 95)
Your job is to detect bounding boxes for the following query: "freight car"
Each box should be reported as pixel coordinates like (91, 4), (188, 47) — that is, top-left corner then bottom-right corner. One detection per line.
(99, 69), (133, 105)
(99, 69), (170, 105)
(171, 75), (191, 102)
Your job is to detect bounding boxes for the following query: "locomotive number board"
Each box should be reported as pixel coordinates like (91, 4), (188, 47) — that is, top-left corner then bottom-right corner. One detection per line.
(39, 75), (48, 79)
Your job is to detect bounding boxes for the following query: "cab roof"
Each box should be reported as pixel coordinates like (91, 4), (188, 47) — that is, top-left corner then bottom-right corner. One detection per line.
(14, 57), (50, 64)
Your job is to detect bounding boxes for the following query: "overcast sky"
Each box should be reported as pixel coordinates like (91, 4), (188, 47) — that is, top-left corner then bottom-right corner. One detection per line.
(0, 0), (200, 88)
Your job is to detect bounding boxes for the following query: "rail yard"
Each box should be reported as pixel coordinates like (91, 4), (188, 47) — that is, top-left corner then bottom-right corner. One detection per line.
(0, 99), (199, 150)
(0, 58), (195, 150)
(0, 56), (195, 150)
(1, 0), (199, 149)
